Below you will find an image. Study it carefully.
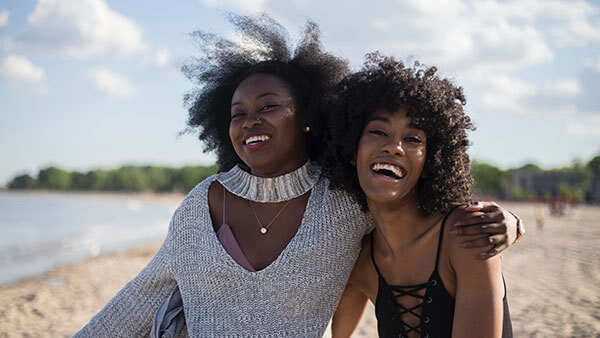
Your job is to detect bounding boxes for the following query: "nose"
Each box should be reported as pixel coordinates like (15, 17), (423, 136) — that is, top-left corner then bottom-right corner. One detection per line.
(242, 112), (263, 130)
(381, 139), (406, 157)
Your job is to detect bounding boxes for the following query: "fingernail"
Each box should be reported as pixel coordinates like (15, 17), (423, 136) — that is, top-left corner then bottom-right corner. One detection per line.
(459, 241), (467, 247)
(477, 253), (487, 259)
(450, 229), (457, 235)
(453, 221), (462, 226)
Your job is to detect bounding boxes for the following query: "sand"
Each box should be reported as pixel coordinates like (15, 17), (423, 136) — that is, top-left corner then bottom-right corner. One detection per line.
(0, 202), (599, 337)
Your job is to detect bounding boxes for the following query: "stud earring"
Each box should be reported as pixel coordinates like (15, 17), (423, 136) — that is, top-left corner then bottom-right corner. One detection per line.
(303, 126), (310, 133)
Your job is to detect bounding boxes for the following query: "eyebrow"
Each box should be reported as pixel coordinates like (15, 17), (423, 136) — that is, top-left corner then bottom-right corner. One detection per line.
(366, 115), (389, 123)
(367, 115), (422, 129)
(231, 92), (279, 107)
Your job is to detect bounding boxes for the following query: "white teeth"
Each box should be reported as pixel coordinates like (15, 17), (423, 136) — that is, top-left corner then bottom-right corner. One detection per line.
(244, 135), (270, 145)
(371, 163), (405, 178)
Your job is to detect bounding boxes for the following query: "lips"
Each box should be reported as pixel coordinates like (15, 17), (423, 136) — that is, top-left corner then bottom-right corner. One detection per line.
(242, 133), (271, 151)
(370, 162), (406, 180)
(244, 134), (271, 145)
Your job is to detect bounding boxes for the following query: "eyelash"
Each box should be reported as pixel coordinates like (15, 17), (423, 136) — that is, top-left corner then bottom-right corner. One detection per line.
(231, 111), (245, 119)
(368, 130), (423, 143)
(261, 104), (278, 111)
(404, 136), (423, 143)
(368, 129), (386, 136)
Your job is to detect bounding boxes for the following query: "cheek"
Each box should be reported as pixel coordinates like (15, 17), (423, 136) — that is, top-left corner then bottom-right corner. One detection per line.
(410, 147), (427, 175)
(229, 121), (241, 148)
(356, 136), (372, 176)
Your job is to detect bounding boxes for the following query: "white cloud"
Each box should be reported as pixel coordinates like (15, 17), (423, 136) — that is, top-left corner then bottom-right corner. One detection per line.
(86, 68), (136, 98)
(154, 49), (172, 69)
(0, 54), (45, 83)
(17, 0), (146, 58)
(481, 75), (538, 115)
(0, 9), (9, 28)
(200, 0), (266, 12)
(544, 79), (583, 97)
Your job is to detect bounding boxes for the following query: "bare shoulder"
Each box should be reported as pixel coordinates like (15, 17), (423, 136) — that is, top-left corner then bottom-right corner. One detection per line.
(348, 234), (379, 301)
(207, 181), (224, 230)
(443, 205), (499, 265)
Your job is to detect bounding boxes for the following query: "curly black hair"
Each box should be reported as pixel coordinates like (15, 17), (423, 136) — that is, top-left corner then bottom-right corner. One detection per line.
(182, 13), (349, 172)
(321, 53), (475, 215)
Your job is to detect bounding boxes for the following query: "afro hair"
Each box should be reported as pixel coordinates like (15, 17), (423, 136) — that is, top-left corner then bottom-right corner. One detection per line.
(320, 53), (475, 215)
(182, 13), (349, 172)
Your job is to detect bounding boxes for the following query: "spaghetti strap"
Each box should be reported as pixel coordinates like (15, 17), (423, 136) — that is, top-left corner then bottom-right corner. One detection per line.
(222, 187), (226, 225)
(369, 233), (383, 277)
(434, 205), (463, 270)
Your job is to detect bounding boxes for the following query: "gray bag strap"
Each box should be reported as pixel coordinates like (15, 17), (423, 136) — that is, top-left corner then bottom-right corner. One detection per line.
(151, 286), (186, 338)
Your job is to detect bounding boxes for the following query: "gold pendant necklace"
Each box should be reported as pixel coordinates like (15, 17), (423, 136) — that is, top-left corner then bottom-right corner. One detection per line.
(249, 199), (292, 234)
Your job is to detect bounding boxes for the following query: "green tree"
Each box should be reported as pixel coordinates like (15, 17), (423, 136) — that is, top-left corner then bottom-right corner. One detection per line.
(7, 174), (38, 189)
(177, 165), (217, 192)
(588, 155), (600, 174)
(470, 160), (506, 195)
(37, 167), (71, 190)
(518, 163), (542, 171)
(71, 171), (91, 190)
(145, 166), (175, 192)
(109, 166), (150, 191)
(86, 169), (110, 190)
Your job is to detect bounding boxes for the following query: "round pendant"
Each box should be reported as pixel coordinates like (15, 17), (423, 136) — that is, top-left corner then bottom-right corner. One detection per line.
(260, 227), (268, 234)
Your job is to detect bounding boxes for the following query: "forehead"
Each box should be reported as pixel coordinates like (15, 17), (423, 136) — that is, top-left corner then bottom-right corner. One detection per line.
(368, 108), (413, 125)
(232, 73), (292, 102)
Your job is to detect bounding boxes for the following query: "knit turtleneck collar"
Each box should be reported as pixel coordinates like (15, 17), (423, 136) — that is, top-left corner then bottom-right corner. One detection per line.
(216, 161), (320, 203)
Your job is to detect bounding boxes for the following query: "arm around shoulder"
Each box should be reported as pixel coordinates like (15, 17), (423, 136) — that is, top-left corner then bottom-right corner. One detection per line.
(448, 208), (506, 338)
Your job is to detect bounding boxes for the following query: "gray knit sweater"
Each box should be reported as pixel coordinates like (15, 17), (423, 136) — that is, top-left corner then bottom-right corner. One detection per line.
(75, 165), (373, 337)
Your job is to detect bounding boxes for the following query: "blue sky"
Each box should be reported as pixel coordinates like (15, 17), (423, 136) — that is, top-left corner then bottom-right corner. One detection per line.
(1, 0), (599, 185)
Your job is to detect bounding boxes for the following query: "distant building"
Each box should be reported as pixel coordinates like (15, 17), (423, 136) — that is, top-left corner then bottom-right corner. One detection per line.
(587, 175), (600, 203)
(506, 168), (594, 202)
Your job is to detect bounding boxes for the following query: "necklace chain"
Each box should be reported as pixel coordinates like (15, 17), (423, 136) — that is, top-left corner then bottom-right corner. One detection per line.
(249, 199), (293, 234)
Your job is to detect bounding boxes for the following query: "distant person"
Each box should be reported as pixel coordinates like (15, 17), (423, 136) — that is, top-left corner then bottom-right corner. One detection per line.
(75, 14), (522, 337)
(535, 206), (544, 230)
(325, 55), (513, 337)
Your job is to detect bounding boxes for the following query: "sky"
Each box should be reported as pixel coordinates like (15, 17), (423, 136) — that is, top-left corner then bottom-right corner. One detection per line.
(1, 0), (599, 185)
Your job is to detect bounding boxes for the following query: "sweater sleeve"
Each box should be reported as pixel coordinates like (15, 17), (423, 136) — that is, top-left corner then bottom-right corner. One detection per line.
(74, 217), (177, 337)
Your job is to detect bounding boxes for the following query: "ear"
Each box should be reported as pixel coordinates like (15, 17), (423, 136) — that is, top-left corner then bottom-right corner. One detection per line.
(350, 155), (357, 166)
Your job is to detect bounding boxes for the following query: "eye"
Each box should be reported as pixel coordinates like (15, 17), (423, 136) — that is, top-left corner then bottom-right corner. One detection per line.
(261, 104), (278, 111)
(231, 110), (246, 119)
(368, 129), (387, 136)
(404, 136), (423, 143)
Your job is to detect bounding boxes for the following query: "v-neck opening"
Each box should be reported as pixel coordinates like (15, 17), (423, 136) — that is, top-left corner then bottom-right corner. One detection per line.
(203, 178), (317, 274)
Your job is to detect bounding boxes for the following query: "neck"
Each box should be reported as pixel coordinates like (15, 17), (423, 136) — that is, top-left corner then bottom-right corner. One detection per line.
(249, 155), (308, 178)
(367, 192), (441, 257)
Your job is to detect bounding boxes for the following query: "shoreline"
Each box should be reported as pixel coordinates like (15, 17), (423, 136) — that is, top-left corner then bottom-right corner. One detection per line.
(0, 240), (164, 336)
(0, 189), (185, 206)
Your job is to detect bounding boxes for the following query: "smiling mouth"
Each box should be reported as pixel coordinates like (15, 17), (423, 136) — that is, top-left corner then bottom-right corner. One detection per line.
(244, 135), (271, 145)
(371, 162), (406, 180)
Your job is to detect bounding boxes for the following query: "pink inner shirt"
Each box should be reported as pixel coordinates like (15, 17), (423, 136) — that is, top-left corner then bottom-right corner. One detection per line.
(216, 223), (256, 272)
(217, 188), (256, 272)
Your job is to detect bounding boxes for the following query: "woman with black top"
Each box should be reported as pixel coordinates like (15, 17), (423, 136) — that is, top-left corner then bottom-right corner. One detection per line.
(325, 54), (513, 337)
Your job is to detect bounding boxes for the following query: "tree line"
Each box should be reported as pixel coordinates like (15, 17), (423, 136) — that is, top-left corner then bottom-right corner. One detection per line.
(5, 155), (600, 202)
(471, 155), (600, 202)
(6, 165), (217, 193)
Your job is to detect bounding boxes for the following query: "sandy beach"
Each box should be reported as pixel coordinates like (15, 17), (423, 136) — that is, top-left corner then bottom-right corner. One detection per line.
(0, 201), (599, 337)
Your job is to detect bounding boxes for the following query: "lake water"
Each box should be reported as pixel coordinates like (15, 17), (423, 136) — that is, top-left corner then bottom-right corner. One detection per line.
(0, 191), (179, 285)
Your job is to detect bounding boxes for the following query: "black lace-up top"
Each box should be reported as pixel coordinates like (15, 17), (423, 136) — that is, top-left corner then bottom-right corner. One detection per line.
(371, 207), (513, 338)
